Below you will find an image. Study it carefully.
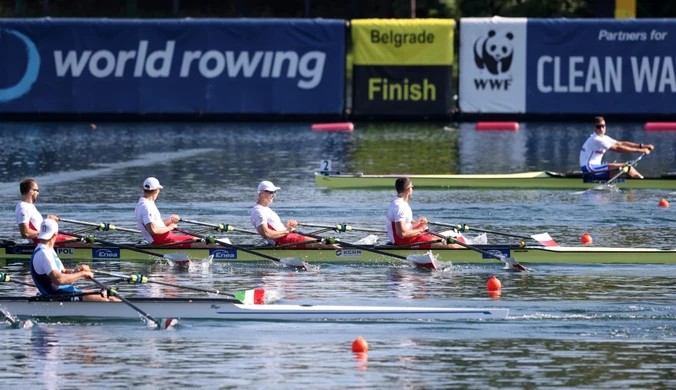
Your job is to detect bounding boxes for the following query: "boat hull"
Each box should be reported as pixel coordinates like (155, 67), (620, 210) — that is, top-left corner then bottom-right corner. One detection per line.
(314, 172), (676, 190)
(0, 297), (508, 321)
(2, 242), (675, 265)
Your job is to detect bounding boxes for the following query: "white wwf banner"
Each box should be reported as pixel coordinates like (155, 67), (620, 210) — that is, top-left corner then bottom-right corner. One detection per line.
(459, 17), (527, 113)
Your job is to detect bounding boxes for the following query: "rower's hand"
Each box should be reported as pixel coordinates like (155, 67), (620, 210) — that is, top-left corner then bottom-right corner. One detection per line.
(643, 148), (652, 155)
(170, 214), (180, 223)
(646, 144), (655, 151)
(167, 223), (177, 231)
(287, 219), (299, 228)
(76, 265), (91, 272)
(47, 214), (60, 221)
(418, 217), (428, 225)
(83, 271), (94, 280)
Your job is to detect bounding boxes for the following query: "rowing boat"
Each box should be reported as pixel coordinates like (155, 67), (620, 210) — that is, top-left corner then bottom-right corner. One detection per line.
(0, 297), (508, 321)
(314, 171), (676, 190)
(2, 241), (675, 265)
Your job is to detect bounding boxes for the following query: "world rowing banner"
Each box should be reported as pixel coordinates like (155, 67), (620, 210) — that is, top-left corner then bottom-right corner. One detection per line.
(459, 17), (676, 114)
(0, 18), (345, 115)
(351, 19), (455, 118)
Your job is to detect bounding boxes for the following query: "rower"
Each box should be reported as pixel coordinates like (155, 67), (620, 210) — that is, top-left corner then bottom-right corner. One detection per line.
(386, 177), (463, 249)
(16, 178), (77, 247)
(579, 116), (654, 180)
(251, 180), (339, 249)
(30, 219), (120, 302)
(134, 177), (200, 248)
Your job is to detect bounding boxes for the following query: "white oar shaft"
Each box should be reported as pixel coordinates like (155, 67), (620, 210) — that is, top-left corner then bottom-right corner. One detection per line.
(59, 218), (142, 234)
(299, 222), (386, 233)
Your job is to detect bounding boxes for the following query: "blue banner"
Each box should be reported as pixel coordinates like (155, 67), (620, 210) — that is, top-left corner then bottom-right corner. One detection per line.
(526, 19), (676, 114)
(0, 18), (345, 114)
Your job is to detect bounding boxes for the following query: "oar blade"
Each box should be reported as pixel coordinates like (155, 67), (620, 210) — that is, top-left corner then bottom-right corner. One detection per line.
(155, 318), (179, 330)
(280, 257), (308, 270)
(500, 256), (529, 272)
(1, 308), (34, 329)
(530, 233), (558, 247)
(164, 253), (191, 267)
(405, 251), (440, 270)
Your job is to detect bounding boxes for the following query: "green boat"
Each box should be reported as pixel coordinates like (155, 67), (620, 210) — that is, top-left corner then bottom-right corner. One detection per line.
(314, 171), (676, 190)
(2, 241), (675, 266)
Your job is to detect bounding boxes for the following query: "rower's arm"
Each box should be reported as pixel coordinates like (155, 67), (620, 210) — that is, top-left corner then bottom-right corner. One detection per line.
(145, 221), (175, 235)
(256, 224), (293, 240)
(610, 141), (652, 154)
(48, 269), (88, 286)
(395, 220), (427, 239)
(18, 223), (38, 239)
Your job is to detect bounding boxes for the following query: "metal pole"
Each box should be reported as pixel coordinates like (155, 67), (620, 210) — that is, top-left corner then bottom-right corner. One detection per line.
(411, 0), (416, 18)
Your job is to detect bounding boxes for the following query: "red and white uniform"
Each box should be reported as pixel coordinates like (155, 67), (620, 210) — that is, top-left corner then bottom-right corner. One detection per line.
(16, 202), (72, 245)
(16, 201), (43, 232)
(251, 204), (307, 248)
(579, 133), (617, 171)
(386, 198), (437, 248)
(135, 197), (192, 247)
(135, 197), (165, 244)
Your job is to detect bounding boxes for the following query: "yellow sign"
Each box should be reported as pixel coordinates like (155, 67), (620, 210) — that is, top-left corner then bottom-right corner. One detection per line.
(352, 19), (455, 65)
(615, 0), (636, 19)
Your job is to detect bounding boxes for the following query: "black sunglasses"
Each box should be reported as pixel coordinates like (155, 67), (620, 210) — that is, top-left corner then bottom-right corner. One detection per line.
(595, 124), (606, 129)
(265, 190), (277, 194)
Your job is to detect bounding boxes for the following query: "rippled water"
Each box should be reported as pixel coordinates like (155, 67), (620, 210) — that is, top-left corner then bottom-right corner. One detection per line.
(0, 122), (675, 389)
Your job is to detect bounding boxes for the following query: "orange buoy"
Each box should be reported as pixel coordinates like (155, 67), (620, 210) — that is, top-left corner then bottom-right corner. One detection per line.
(486, 276), (502, 291)
(644, 122), (676, 131)
(580, 233), (593, 244)
(351, 336), (369, 353)
(475, 122), (519, 131)
(658, 199), (670, 208)
(311, 122), (354, 132)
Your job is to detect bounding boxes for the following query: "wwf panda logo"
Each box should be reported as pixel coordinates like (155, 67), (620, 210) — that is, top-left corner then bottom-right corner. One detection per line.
(474, 30), (514, 75)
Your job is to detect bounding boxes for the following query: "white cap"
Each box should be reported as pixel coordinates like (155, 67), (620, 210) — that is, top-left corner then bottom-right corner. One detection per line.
(257, 180), (281, 193)
(143, 177), (163, 190)
(37, 219), (58, 240)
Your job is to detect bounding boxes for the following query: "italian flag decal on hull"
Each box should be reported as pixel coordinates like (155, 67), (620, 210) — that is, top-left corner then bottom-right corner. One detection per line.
(235, 289), (266, 305)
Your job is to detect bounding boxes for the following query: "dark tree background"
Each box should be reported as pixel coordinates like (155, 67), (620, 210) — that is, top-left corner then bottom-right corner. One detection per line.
(1, 0), (675, 18)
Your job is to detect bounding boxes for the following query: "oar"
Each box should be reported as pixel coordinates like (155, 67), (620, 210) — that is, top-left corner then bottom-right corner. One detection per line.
(606, 153), (646, 186)
(89, 277), (177, 329)
(298, 223), (387, 234)
(92, 270), (274, 304)
(0, 272), (38, 288)
(180, 219), (259, 235)
(64, 232), (192, 264)
(176, 229), (308, 270)
(59, 218), (142, 234)
(0, 307), (34, 329)
(427, 231), (528, 272)
(428, 221), (558, 247)
(296, 231), (439, 269)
